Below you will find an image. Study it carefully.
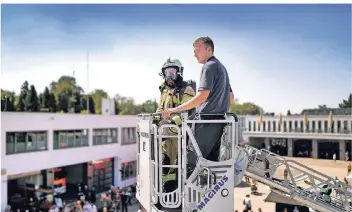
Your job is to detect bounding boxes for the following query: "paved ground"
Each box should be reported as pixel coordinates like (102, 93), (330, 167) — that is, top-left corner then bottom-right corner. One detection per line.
(94, 199), (141, 212)
(117, 203), (140, 212)
(233, 157), (351, 212)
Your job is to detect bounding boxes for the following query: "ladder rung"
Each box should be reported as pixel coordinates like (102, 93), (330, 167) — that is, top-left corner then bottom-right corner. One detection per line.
(159, 135), (181, 138)
(161, 165), (178, 168)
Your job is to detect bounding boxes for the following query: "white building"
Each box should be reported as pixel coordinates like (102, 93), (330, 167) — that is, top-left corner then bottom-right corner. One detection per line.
(1, 112), (140, 211)
(101, 98), (116, 115)
(243, 113), (352, 160)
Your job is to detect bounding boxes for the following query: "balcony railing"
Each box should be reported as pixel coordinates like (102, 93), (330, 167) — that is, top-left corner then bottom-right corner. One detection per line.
(244, 128), (352, 134)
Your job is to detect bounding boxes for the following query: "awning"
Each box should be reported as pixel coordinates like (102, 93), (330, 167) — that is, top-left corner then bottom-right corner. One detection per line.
(8, 170), (41, 180)
(264, 191), (306, 207)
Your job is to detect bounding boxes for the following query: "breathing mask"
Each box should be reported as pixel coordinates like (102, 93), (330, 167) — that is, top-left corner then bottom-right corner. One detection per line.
(160, 58), (184, 87)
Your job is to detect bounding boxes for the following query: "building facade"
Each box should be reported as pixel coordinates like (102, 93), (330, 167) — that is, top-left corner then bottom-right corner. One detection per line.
(243, 113), (352, 160)
(1, 112), (140, 211)
(2, 109), (351, 210)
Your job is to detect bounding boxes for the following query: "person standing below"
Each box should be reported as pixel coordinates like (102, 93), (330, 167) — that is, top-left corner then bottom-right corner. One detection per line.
(162, 36), (235, 177)
(347, 162), (351, 175)
(345, 151), (349, 161)
(242, 194), (251, 212)
(293, 206), (300, 212)
(120, 191), (128, 212)
(283, 168), (289, 185)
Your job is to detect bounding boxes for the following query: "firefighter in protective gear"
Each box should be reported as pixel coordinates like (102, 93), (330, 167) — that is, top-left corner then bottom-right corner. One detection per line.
(155, 57), (195, 192)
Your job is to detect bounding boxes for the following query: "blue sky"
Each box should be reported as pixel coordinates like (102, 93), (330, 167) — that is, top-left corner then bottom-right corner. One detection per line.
(1, 4), (351, 113)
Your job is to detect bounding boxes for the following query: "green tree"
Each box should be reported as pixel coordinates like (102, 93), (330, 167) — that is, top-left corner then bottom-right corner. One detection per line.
(140, 99), (158, 113)
(318, 104), (329, 110)
(1, 89), (16, 111)
(114, 98), (120, 115)
(17, 81), (29, 111)
(91, 89), (109, 114)
(38, 93), (44, 108)
(25, 85), (40, 112)
(339, 93), (352, 108)
(58, 91), (69, 112)
(115, 95), (138, 115)
(82, 94), (95, 114)
(49, 93), (57, 112)
(50, 76), (84, 112)
(230, 102), (263, 115)
(50, 76), (84, 94)
(133, 100), (157, 115)
(42, 87), (51, 109)
(71, 91), (83, 113)
(39, 87), (52, 112)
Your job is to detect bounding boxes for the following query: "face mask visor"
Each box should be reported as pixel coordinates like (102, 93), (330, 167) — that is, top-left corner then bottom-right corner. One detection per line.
(164, 67), (178, 81)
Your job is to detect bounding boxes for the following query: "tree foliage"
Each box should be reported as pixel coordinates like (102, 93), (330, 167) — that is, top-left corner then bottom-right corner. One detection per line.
(25, 85), (40, 112)
(339, 93), (352, 108)
(91, 89), (108, 114)
(6, 75), (349, 116)
(229, 102), (263, 115)
(17, 81), (29, 112)
(6, 76), (158, 115)
(318, 104), (329, 110)
(1, 89), (16, 111)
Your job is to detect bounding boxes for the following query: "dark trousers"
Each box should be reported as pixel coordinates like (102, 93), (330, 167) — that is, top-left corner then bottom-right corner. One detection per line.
(186, 122), (225, 177)
(121, 204), (128, 212)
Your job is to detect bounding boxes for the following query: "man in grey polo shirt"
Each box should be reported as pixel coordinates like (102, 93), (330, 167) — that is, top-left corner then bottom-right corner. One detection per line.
(162, 36), (235, 175)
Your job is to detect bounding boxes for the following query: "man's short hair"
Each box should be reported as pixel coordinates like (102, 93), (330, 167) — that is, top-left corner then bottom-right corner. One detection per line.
(193, 36), (214, 52)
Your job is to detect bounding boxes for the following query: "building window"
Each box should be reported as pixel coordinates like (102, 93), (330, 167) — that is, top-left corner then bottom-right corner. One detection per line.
(288, 121), (292, 132)
(267, 121), (271, 132)
(6, 131), (47, 154)
(248, 121), (252, 131)
(343, 120), (348, 131)
(120, 160), (137, 181)
(121, 127), (137, 145)
(337, 121), (341, 132)
(93, 128), (118, 145)
(53, 129), (89, 149)
(306, 121), (310, 131)
(253, 121), (256, 132)
(273, 121), (276, 132)
(262, 122), (266, 132)
(92, 158), (114, 193)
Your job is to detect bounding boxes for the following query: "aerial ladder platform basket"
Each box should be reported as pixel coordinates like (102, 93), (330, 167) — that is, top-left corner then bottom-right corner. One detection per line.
(136, 112), (248, 212)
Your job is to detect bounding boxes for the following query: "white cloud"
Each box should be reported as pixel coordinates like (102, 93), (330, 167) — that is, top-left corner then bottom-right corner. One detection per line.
(1, 18), (350, 114)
